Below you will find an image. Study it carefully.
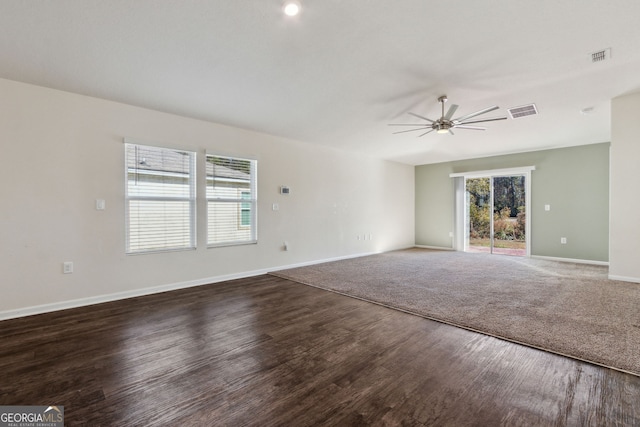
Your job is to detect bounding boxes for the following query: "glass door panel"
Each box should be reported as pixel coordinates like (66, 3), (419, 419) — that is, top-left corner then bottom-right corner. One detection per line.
(465, 177), (491, 253)
(492, 176), (526, 256)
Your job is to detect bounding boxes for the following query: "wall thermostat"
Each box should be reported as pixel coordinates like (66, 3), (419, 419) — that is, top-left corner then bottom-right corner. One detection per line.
(280, 186), (290, 195)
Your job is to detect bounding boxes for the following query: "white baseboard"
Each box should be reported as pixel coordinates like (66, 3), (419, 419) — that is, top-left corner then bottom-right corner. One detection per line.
(0, 251), (379, 322)
(530, 255), (609, 266)
(0, 269), (267, 322)
(269, 250), (380, 271)
(414, 245), (454, 251)
(608, 274), (640, 284)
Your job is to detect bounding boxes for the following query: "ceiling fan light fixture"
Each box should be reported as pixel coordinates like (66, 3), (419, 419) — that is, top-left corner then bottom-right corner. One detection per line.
(435, 120), (452, 134)
(283, 0), (302, 16)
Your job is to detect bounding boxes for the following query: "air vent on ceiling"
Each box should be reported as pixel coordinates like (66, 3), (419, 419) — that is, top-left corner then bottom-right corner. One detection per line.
(507, 104), (538, 119)
(591, 48), (611, 63)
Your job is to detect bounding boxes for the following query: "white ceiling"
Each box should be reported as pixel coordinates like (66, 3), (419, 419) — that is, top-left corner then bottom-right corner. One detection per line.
(2, 1), (640, 165)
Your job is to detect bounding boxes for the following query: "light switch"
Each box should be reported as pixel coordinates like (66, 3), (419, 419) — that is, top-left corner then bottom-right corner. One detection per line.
(272, 203), (279, 211)
(544, 204), (550, 211)
(63, 261), (74, 274)
(96, 199), (106, 210)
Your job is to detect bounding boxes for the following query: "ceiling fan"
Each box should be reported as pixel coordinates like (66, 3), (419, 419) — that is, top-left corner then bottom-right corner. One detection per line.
(389, 95), (507, 136)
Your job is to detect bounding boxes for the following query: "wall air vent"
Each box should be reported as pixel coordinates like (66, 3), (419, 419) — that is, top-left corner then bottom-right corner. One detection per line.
(591, 48), (611, 63)
(507, 104), (538, 119)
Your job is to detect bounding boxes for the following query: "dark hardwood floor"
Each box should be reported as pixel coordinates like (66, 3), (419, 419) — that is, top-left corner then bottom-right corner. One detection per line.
(1, 275), (639, 426)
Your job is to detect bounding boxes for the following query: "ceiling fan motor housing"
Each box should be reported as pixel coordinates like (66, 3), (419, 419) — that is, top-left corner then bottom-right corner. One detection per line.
(434, 120), (453, 132)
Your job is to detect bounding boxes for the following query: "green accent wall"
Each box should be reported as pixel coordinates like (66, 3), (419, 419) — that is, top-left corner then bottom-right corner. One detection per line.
(415, 143), (610, 262)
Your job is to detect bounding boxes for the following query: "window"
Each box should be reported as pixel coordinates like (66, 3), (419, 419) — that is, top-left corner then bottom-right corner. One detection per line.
(125, 143), (196, 254)
(206, 155), (257, 246)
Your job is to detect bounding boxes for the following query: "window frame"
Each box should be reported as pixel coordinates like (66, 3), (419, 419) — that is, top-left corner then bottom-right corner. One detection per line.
(125, 142), (197, 255)
(206, 154), (258, 248)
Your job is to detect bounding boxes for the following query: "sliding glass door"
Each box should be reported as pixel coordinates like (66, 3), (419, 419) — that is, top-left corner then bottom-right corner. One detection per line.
(465, 175), (527, 256)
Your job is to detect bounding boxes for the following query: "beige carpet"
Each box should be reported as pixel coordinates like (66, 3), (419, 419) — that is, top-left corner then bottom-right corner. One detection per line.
(271, 248), (640, 376)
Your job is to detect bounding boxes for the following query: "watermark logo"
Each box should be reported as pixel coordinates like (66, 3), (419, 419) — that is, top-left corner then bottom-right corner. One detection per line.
(0, 406), (64, 427)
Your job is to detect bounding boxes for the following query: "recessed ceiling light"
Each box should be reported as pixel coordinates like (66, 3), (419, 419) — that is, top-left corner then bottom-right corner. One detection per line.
(283, 0), (302, 16)
(580, 107), (595, 115)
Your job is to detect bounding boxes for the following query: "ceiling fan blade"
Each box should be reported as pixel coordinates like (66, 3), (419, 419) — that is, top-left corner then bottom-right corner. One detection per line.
(455, 125), (486, 130)
(388, 123), (432, 126)
(392, 127), (430, 135)
(444, 104), (459, 120)
(418, 129), (435, 137)
(457, 116), (507, 125)
(454, 105), (500, 122)
(408, 112), (435, 123)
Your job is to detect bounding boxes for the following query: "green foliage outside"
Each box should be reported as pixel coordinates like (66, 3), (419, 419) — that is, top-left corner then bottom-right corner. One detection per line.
(467, 177), (526, 244)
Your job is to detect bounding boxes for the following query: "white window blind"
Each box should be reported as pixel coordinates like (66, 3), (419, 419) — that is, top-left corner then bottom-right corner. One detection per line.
(125, 143), (196, 254)
(206, 154), (257, 246)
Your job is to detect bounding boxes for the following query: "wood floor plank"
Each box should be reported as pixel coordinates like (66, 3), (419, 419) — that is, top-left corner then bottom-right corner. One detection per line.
(1, 274), (639, 426)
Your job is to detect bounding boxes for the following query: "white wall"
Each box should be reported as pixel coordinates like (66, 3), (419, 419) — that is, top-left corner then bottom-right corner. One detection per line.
(0, 78), (415, 317)
(610, 91), (640, 282)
